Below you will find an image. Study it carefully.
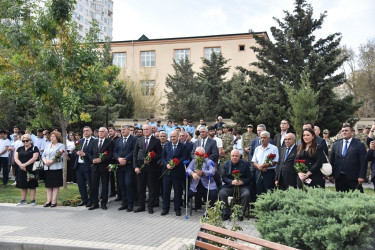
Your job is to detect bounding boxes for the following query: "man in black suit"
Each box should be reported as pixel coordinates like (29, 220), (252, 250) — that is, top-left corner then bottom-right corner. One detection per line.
(275, 133), (298, 190)
(179, 131), (193, 162)
(160, 131), (188, 216)
(191, 127), (219, 164)
(87, 127), (115, 210)
(274, 119), (290, 151)
(330, 124), (367, 192)
(133, 124), (162, 214)
(74, 126), (95, 207)
(113, 125), (137, 212)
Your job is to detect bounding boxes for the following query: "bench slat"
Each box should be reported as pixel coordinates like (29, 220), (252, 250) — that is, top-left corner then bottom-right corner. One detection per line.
(195, 240), (223, 250)
(201, 223), (299, 250)
(198, 231), (256, 250)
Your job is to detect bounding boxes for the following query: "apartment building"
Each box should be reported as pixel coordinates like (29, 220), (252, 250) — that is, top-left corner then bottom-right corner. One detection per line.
(72, 0), (113, 41)
(110, 31), (268, 116)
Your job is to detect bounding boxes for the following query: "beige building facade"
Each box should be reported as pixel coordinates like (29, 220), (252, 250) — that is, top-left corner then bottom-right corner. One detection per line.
(110, 32), (268, 117)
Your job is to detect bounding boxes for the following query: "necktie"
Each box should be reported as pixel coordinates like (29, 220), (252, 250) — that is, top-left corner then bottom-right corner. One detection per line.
(342, 140), (348, 157)
(145, 137), (149, 149)
(98, 139), (103, 151)
(173, 144), (176, 153)
(123, 137), (127, 145)
(83, 139), (88, 150)
(202, 139), (205, 148)
(284, 147), (290, 161)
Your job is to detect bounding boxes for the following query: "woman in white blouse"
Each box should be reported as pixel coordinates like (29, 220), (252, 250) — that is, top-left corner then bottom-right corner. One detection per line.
(42, 131), (65, 207)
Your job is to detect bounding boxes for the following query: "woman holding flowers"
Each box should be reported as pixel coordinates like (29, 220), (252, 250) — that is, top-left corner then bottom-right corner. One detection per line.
(42, 131), (65, 207)
(296, 128), (325, 188)
(187, 147), (217, 209)
(14, 134), (40, 206)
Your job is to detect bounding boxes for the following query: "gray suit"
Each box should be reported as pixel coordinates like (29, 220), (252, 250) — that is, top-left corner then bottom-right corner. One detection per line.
(191, 137), (218, 163)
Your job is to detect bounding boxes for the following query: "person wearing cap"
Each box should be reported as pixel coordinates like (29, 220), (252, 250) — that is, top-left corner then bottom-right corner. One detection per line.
(220, 124), (233, 164)
(365, 125), (371, 136)
(355, 125), (368, 148)
(242, 124), (257, 162)
(322, 129), (334, 155)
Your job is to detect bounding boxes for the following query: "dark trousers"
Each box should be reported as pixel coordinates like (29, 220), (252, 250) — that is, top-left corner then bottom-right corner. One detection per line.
(67, 155), (77, 183)
(335, 173), (363, 193)
(219, 186), (250, 216)
(0, 157), (9, 185)
(117, 164), (134, 208)
(153, 165), (162, 206)
(249, 168), (257, 202)
(110, 171), (116, 196)
(92, 168), (110, 205)
(188, 181), (217, 208)
(137, 166), (157, 208)
(76, 164), (92, 204)
(162, 174), (183, 212)
(256, 169), (275, 195)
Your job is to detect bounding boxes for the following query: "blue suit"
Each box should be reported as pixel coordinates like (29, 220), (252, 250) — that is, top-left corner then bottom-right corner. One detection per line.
(113, 135), (137, 208)
(161, 141), (188, 212)
(73, 137), (94, 205)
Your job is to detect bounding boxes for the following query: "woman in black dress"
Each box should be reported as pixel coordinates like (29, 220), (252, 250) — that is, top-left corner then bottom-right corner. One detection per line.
(14, 134), (39, 206)
(296, 128), (325, 188)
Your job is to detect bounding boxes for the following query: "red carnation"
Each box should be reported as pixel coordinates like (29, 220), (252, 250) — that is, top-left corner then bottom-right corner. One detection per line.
(204, 153), (209, 158)
(149, 151), (156, 158)
(172, 158), (179, 165)
(194, 151), (200, 156)
(232, 170), (241, 174)
(104, 150), (108, 156)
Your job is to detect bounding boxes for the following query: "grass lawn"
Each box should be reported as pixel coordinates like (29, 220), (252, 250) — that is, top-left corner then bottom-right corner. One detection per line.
(326, 186), (374, 195)
(0, 178), (80, 205)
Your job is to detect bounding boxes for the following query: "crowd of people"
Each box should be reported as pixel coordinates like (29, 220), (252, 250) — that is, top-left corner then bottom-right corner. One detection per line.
(0, 116), (374, 220)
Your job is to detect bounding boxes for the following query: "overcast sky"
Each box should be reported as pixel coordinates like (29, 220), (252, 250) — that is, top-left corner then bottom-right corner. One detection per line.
(112, 0), (374, 52)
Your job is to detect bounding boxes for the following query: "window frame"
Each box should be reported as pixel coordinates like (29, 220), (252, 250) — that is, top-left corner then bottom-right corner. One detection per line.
(174, 48), (191, 63)
(112, 52), (127, 68)
(140, 50), (156, 67)
(140, 80), (155, 96)
(204, 47), (221, 59)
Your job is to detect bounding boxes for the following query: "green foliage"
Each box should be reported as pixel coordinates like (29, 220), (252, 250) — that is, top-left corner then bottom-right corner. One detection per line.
(255, 188), (375, 249)
(62, 195), (81, 207)
(287, 68), (319, 137)
(165, 58), (209, 120)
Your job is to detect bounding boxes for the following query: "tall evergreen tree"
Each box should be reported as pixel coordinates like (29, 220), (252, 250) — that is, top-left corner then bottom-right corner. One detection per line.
(198, 52), (230, 118)
(165, 58), (208, 121)
(234, 0), (360, 134)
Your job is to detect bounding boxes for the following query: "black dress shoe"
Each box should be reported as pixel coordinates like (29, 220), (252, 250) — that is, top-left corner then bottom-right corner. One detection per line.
(127, 207), (133, 212)
(118, 204), (128, 211)
(101, 204), (108, 210)
(176, 211), (181, 216)
(161, 210), (169, 216)
(78, 201), (86, 206)
(148, 207), (154, 214)
(88, 204), (99, 210)
(86, 202), (93, 208)
(134, 207), (145, 213)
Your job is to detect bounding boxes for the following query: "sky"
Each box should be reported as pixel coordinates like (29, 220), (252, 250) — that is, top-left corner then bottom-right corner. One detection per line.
(112, 0), (374, 52)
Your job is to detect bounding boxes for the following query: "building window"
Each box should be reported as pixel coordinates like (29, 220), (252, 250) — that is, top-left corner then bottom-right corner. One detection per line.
(113, 52), (126, 68)
(239, 45), (245, 51)
(140, 81), (155, 96)
(141, 51), (155, 67)
(204, 47), (221, 59)
(174, 49), (190, 63)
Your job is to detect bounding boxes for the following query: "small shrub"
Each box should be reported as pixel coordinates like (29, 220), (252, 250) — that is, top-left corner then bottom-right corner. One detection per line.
(255, 187), (375, 250)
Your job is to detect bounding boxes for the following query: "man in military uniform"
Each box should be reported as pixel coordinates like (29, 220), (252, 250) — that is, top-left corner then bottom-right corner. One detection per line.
(365, 125), (372, 137)
(220, 124), (234, 164)
(241, 124), (257, 162)
(355, 125), (368, 149)
(322, 129), (334, 155)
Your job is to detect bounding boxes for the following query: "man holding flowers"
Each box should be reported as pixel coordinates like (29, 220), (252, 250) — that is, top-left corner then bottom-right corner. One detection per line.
(160, 131), (188, 216)
(219, 149), (251, 221)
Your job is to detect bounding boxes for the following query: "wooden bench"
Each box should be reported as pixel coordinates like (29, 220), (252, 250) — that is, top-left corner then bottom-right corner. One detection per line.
(196, 223), (299, 250)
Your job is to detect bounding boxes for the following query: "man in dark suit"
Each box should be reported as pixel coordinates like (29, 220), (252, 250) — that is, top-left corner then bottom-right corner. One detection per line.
(330, 124), (367, 192)
(74, 126), (95, 207)
(179, 131), (193, 162)
(191, 127), (219, 164)
(113, 125), (137, 212)
(275, 133), (298, 190)
(219, 149), (251, 221)
(133, 124), (162, 214)
(160, 131), (188, 216)
(87, 127), (115, 210)
(274, 119), (290, 151)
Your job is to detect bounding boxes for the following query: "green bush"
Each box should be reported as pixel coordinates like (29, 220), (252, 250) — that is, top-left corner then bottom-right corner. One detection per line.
(255, 188), (375, 250)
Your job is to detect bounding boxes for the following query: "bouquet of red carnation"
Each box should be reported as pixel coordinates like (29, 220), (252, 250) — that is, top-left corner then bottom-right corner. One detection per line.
(54, 150), (64, 162)
(231, 170), (241, 203)
(295, 159), (308, 173)
(26, 172), (35, 182)
(140, 151), (156, 171)
(74, 142), (82, 151)
(99, 150), (108, 161)
(265, 153), (276, 165)
(194, 151), (209, 171)
(159, 158), (179, 179)
(231, 169), (241, 180)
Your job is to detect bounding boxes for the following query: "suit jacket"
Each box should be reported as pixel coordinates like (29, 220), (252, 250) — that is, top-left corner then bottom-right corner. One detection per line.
(275, 145), (298, 186)
(274, 132), (290, 150)
(222, 159), (251, 189)
(73, 137), (95, 170)
(88, 138), (114, 173)
(133, 135), (162, 169)
(366, 148), (375, 181)
(191, 137), (218, 163)
(161, 141), (188, 178)
(330, 138), (367, 180)
(113, 135), (137, 167)
(183, 141), (194, 161)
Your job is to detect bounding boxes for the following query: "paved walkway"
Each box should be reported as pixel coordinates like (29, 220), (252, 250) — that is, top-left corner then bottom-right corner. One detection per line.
(0, 199), (260, 250)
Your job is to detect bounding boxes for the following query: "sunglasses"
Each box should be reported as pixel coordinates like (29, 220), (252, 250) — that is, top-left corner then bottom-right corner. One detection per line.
(22, 140), (30, 143)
